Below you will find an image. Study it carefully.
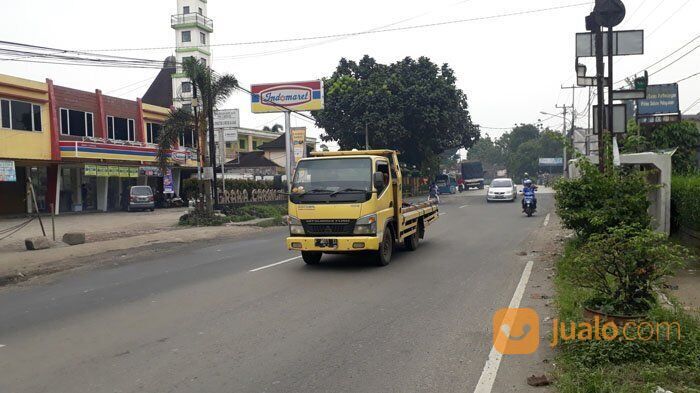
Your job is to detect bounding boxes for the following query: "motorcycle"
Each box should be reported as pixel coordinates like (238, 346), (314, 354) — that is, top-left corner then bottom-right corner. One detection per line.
(522, 194), (536, 217)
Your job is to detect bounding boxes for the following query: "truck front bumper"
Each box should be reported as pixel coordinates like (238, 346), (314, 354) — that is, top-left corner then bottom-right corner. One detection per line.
(287, 236), (380, 251)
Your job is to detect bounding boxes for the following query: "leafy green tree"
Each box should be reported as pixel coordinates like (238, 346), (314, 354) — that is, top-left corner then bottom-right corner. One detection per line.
(467, 134), (505, 166)
(620, 120), (699, 174)
(312, 55), (480, 168)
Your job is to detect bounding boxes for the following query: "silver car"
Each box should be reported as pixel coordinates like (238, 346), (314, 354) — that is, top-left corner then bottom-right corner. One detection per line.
(128, 186), (155, 212)
(486, 178), (517, 202)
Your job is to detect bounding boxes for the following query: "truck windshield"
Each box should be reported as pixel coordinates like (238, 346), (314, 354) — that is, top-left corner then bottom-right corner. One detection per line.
(291, 158), (372, 203)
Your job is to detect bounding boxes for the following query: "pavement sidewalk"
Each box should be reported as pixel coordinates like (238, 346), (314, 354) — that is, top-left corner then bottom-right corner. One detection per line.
(0, 208), (263, 285)
(667, 246), (700, 316)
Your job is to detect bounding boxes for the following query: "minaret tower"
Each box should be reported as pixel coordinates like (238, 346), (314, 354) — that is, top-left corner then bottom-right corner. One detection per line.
(171, 0), (213, 109)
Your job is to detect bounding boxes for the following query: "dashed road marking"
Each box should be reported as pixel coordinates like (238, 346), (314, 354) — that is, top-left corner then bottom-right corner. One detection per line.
(459, 204), (469, 209)
(543, 213), (550, 227)
(249, 256), (301, 272)
(473, 260), (534, 393)
(439, 212), (446, 216)
(0, 344), (6, 348)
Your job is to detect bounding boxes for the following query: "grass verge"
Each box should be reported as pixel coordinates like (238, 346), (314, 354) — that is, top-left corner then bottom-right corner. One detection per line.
(553, 241), (700, 393)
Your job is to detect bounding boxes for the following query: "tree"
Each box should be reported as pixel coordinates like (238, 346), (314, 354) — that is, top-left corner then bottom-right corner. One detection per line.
(467, 134), (505, 166)
(620, 120), (700, 174)
(156, 58), (237, 212)
(263, 124), (283, 133)
(312, 55), (480, 168)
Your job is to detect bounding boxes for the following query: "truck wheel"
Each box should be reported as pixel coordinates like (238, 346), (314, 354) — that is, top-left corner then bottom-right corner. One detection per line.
(376, 229), (394, 266)
(302, 251), (322, 265)
(404, 231), (419, 251)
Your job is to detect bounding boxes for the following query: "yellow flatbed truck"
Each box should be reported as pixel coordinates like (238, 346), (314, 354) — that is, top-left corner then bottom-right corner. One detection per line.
(286, 150), (439, 266)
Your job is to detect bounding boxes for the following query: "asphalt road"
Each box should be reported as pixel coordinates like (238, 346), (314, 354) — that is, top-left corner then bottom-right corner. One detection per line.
(0, 190), (554, 393)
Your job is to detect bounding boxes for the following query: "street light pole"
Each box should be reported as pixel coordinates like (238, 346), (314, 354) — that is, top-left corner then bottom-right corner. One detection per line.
(555, 105), (571, 177)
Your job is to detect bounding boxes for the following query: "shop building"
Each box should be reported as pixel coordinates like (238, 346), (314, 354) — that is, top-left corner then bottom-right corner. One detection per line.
(0, 72), (198, 216)
(0, 74), (54, 215)
(53, 86), (196, 214)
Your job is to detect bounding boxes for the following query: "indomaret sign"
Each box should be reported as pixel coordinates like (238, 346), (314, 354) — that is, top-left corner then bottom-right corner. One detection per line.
(251, 80), (324, 113)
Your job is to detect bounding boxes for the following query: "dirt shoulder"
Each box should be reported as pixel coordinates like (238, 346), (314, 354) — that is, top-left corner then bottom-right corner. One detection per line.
(492, 211), (569, 392)
(0, 224), (263, 287)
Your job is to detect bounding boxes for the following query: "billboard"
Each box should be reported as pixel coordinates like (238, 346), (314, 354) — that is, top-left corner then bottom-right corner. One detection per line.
(637, 84), (679, 116)
(291, 127), (307, 165)
(251, 80), (324, 113)
(538, 158), (563, 166)
(576, 30), (644, 57)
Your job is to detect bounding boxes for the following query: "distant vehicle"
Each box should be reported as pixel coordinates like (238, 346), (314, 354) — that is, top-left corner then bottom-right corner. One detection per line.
(461, 161), (484, 190)
(128, 186), (155, 212)
(435, 174), (457, 194)
(486, 178), (517, 202)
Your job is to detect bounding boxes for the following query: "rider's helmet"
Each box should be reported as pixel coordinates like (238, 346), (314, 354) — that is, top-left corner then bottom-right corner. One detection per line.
(523, 179), (533, 187)
(524, 172), (529, 178)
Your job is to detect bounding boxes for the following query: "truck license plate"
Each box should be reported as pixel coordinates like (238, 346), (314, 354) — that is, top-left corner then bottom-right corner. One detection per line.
(315, 239), (338, 248)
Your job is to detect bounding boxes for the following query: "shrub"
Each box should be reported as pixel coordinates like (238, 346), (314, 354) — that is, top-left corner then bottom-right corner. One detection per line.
(222, 203), (287, 222)
(554, 159), (654, 239)
(569, 226), (687, 315)
(671, 175), (700, 232)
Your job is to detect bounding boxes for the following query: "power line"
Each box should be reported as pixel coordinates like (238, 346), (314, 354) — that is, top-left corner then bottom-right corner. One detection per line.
(676, 71), (700, 83)
(616, 34), (700, 85)
(646, 0), (692, 38)
(81, 2), (592, 53)
(648, 44), (700, 77)
(682, 97), (700, 114)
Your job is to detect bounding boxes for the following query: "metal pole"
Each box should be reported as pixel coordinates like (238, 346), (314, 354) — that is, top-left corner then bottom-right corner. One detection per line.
(586, 86), (592, 156)
(219, 127), (226, 192)
(365, 123), (369, 150)
(284, 111), (292, 192)
(562, 106), (567, 177)
(607, 26), (615, 170)
(50, 203), (55, 241)
(28, 178), (46, 237)
(595, 25), (605, 172)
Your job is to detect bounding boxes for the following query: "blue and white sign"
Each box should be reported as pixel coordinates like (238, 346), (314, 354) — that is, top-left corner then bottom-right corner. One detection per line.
(538, 158), (563, 166)
(637, 84), (679, 116)
(0, 160), (16, 182)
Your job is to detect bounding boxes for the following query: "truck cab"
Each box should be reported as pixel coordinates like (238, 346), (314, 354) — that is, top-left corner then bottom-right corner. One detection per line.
(286, 150), (438, 266)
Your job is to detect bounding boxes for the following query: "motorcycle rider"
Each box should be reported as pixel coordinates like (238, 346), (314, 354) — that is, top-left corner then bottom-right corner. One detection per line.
(428, 182), (440, 204)
(521, 179), (537, 211)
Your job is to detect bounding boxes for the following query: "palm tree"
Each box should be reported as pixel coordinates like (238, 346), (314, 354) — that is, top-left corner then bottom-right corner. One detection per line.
(156, 58), (238, 211)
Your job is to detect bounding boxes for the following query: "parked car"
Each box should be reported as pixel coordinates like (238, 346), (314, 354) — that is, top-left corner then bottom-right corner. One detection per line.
(486, 178), (517, 202)
(128, 186), (155, 212)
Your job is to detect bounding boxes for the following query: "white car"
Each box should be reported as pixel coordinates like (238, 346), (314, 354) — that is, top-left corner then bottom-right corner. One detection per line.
(486, 178), (517, 202)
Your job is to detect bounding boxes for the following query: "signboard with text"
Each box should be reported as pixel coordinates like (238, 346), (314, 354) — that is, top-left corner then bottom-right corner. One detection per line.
(636, 84), (680, 116)
(291, 127), (307, 165)
(251, 80), (324, 113)
(0, 160), (16, 182)
(213, 109), (240, 142)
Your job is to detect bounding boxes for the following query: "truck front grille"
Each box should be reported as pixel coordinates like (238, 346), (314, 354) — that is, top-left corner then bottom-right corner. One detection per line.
(302, 219), (356, 236)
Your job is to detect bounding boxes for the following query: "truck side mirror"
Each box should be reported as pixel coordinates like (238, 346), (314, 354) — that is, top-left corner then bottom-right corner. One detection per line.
(373, 172), (385, 190)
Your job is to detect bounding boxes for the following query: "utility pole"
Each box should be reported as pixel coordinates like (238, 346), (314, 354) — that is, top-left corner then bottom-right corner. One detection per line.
(365, 123), (369, 150)
(561, 84), (585, 175)
(555, 104), (572, 177)
(207, 85), (218, 208)
(594, 22), (606, 172)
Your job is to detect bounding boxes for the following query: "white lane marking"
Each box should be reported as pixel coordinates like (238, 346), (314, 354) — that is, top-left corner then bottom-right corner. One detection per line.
(543, 213), (550, 227)
(473, 260), (534, 393)
(0, 344), (5, 348)
(249, 256), (301, 272)
(439, 212), (446, 216)
(459, 204), (468, 209)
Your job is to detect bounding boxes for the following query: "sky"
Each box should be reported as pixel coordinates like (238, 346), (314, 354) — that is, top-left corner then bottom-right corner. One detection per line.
(2, 0), (699, 148)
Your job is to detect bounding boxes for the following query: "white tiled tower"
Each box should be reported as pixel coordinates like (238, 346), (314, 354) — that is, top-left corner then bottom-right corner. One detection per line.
(171, 0), (213, 109)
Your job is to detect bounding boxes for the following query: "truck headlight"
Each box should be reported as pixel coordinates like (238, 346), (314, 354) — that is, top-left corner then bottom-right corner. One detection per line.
(353, 214), (377, 235)
(288, 216), (305, 235)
